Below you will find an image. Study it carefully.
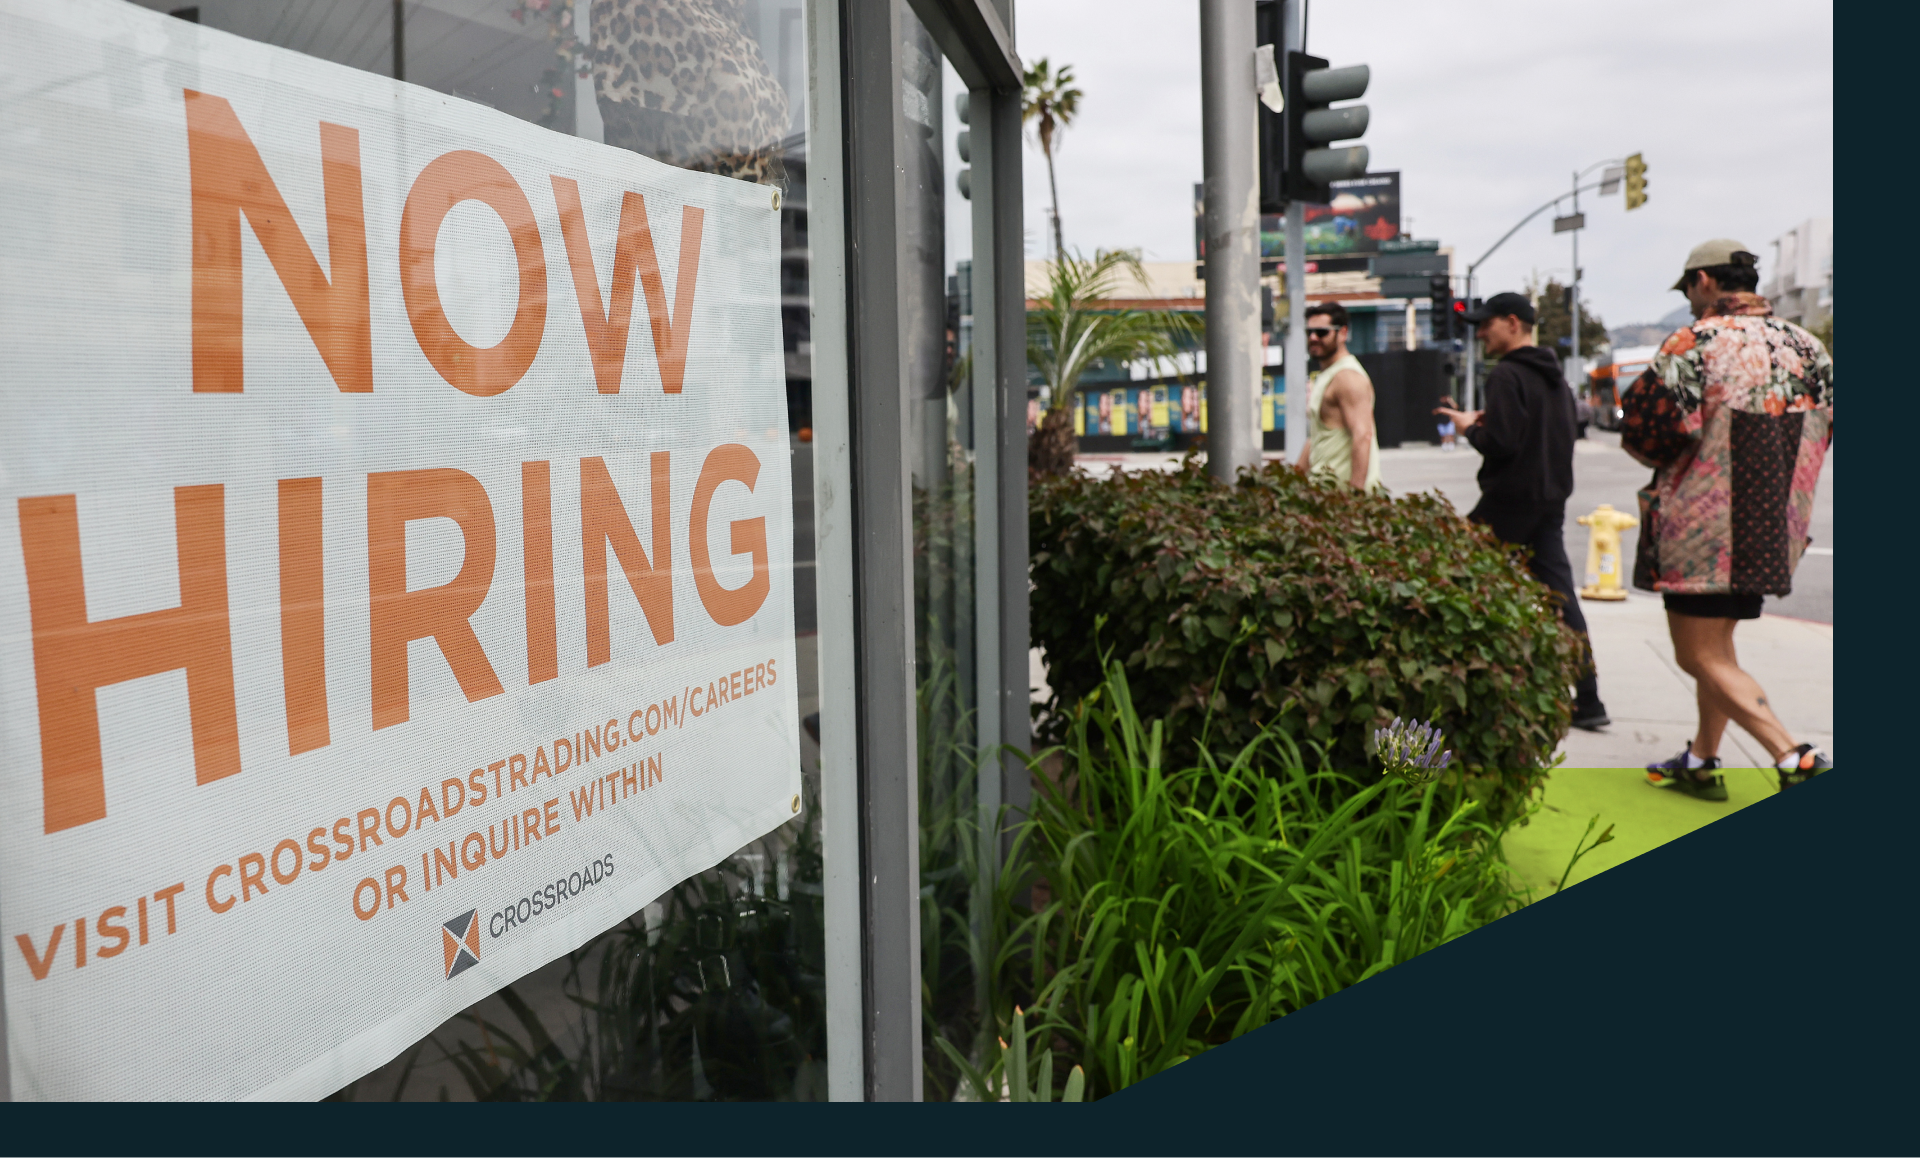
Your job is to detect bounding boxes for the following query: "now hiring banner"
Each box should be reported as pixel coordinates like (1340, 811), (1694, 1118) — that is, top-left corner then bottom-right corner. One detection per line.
(0, 0), (801, 1100)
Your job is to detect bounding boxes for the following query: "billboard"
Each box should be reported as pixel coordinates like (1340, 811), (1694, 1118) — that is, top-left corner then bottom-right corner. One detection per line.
(0, 0), (800, 1100)
(1264, 172), (1402, 258)
(1197, 173), (1402, 265)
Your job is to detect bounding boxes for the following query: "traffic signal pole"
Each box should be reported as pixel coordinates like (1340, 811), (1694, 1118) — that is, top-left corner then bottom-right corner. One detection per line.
(1281, 0), (1307, 461)
(1199, 0), (1262, 482)
(1563, 157), (1630, 386)
(1254, 0), (1366, 450)
(1570, 169), (1581, 386)
(1461, 268), (1475, 409)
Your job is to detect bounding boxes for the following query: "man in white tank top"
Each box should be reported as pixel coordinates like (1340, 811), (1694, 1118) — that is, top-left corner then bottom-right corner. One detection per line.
(1293, 301), (1382, 493)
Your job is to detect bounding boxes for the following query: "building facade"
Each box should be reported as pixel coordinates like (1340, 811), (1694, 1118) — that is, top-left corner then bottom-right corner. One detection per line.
(1765, 217), (1834, 332)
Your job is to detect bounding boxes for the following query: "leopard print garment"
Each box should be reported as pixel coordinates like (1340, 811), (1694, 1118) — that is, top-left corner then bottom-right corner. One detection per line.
(590, 0), (790, 184)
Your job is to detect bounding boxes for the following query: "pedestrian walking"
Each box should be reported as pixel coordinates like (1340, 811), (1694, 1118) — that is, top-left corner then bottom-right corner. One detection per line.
(1434, 291), (1608, 730)
(1621, 240), (1833, 798)
(1436, 395), (1458, 451)
(1293, 302), (1382, 492)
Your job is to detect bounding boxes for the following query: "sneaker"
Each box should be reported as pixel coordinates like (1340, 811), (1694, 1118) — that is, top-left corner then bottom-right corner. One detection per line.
(1776, 744), (1832, 789)
(1646, 748), (1729, 801)
(1570, 703), (1611, 731)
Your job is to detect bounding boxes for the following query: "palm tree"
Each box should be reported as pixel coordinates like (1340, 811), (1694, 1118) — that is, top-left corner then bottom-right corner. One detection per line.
(1021, 58), (1081, 260)
(1026, 250), (1202, 475)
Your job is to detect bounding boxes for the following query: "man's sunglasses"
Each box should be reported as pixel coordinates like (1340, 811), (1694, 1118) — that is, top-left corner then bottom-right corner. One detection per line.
(1305, 327), (1337, 338)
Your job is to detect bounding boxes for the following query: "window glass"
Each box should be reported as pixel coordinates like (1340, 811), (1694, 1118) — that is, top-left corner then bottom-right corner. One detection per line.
(124, 0), (823, 1101)
(901, 9), (992, 1102)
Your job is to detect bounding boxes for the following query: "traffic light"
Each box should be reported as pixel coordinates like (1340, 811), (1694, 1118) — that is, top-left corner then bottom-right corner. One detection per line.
(1255, 2), (1285, 213)
(1253, 4), (1371, 210)
(1624, 152), (1647, 210)
(1283, 51), (1370, 202)
(1429, 276), (1453, 342)
(955, 93), (971, 200)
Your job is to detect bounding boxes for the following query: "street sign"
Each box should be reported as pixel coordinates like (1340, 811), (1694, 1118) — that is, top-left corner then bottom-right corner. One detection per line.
(1553, 212), (1585, 233)
(1372, 250), (1449, 278)
(1599, 165), (1624, 195)
(1378, 276), (1437, 298)
(1375, 244), (1447, 298)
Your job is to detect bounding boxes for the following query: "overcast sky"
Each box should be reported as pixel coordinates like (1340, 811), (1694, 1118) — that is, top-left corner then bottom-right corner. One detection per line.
(1012, 0), (1833, 328)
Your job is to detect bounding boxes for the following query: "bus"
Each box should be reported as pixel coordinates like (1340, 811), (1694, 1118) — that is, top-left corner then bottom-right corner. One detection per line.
(1585, 344), (1659, 431)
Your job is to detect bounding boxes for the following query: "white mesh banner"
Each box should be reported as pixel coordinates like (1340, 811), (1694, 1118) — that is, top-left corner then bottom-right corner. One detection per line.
(0, 0), (800, 1100)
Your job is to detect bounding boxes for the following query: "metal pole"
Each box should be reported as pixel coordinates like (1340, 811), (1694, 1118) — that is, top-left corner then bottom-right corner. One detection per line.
(1462, 269), (1474, 409)
(1568, 170), (1580, 384)
(1284, 207), (1306, 447)
(1281, 0), (1308, 460)
(391, 0), (404, 82)
(1200, 0), (1261, 482)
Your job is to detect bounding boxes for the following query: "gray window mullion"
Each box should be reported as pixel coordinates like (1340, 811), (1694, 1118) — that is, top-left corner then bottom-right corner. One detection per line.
(808, 0), (869, 1105)
(841, 0), (924, 1103)
(985, 79), (1031, 857)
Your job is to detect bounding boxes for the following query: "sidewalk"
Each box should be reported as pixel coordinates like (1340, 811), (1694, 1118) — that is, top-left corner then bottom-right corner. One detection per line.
(1365, 437), (1833, 892)
(1500, 590), (1831, 893)
(1556, 590), (1832, 768)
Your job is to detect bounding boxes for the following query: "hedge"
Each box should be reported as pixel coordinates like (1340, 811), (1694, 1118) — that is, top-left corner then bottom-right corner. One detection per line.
(1029, 459), (1581, 815)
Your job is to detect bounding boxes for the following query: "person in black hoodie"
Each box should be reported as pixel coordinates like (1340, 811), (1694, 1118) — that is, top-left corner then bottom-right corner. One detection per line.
(1435, 292), (1608, 730)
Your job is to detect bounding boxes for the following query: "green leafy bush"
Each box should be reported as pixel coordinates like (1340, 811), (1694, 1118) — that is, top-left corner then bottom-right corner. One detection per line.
(993, 661), (1529, 1099)
(1030, 459), (1579, 815)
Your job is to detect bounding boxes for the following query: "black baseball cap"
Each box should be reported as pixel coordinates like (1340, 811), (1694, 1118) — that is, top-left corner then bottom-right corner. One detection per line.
(1459, 291), (1536, 325)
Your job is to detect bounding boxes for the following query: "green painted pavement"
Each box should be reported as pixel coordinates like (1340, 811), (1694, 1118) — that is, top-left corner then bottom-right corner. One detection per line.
(1502, 768), (1786, 896)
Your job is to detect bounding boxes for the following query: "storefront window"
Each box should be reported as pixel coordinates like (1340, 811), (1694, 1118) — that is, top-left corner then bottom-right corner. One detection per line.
(124, 0), (824, 1102)
(3, 0), (1019, 1102)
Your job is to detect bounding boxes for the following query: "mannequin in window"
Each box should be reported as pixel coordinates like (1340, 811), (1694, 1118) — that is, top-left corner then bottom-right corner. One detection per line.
(590, 0), (790, 184)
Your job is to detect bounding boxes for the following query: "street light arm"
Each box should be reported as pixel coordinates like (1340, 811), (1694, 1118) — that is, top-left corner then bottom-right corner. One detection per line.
(1459, 169), (1617, 416)
(1467, 180), (1613, 275)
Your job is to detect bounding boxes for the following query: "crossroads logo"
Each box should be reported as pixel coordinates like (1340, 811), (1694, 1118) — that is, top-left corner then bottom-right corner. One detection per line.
(441, 910), (481, 980)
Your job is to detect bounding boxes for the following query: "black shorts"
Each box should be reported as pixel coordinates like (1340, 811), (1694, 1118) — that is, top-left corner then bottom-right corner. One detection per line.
(1663, 592), (1765, 620)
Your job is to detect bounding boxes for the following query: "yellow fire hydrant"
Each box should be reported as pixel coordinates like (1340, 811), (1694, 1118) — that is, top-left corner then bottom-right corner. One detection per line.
(1577, 504), (1639, 601)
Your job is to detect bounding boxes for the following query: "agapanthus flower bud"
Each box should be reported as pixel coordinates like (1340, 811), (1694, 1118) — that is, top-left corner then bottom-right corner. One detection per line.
(1375, 716), (1453, 784)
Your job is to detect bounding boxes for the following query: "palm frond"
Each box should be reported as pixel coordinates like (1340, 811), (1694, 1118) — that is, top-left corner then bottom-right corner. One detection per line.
(1026, 250), (1203, 411)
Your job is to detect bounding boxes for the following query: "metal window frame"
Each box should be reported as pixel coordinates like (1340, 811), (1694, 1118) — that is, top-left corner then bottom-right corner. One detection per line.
(817, 0), (1023, 1102)
(807, 0), (867, 1105)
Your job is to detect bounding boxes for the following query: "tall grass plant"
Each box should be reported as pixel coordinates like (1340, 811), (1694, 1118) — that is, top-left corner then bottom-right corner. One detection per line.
(992, 660), (1530, 1099)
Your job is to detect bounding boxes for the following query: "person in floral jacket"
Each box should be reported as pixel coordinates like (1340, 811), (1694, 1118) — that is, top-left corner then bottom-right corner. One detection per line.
(1620, 240), (1832, 798)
